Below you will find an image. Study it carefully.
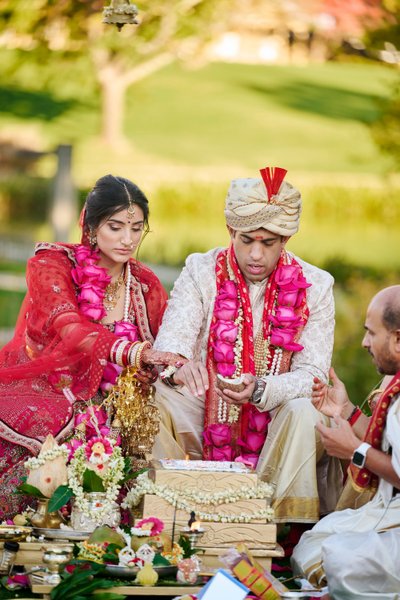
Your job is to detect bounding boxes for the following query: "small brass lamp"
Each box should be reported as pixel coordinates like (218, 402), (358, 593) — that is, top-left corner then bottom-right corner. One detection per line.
(103, 0), (139, 31)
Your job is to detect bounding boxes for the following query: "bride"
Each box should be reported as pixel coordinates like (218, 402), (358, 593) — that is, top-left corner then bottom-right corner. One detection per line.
(0, 174), (181, 519)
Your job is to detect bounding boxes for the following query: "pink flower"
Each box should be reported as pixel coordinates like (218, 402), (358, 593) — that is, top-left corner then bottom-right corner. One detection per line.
(213, 320), (238, 343)
(248, 409), (271, 433)
(78, 283), (105, 304)
(275, 264), (311, 289)
(100, 361), (123, 392)
(235, 453), (259, 469)
(277, 286), (306, 308)
(75, 245), (98, 264)
(210, 444), (234, 461)
(270, 327), (304, 352)
(270, 306), (302, 328)
(65, 438), (84, 460)
(213, 297), (238, 321)
(217, 362), (236, 377)
(78, 301), (106, 321)
(213, 341), (235, 363)
(6, 574), (29, 589)
(85, 436), (113, 461)
(203, 424), (232, 447)
(213, 281), (239, 321)
(136, 517), (164, 536)
(75, 406), (108, 438)
(114, 321), (139, 342)
(238, 431), (266, 453)
(219, 280), (237, 299)
(72, 265), (111, 286)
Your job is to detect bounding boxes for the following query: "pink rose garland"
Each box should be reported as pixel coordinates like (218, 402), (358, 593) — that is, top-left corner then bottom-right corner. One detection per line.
(72, 245), (139, 392)
(205, 261), (310, 467)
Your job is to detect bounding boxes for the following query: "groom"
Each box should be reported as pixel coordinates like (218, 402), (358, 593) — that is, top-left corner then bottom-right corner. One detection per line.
(154, 166), (342, 527)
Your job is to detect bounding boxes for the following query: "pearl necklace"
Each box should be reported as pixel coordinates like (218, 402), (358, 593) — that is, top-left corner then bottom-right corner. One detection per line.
(123, 262), (132, 321)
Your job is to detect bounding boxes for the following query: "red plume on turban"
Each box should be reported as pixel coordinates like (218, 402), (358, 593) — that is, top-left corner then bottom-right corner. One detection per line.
(259, 167), (287, 201)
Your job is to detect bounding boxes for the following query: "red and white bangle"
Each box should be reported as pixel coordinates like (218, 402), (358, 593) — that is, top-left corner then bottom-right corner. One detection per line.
(110, 339), (124, 364)
(115, 340), (131, 367)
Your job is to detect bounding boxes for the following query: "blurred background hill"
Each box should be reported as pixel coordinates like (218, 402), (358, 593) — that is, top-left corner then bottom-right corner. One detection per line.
(0, 0), (399, 401)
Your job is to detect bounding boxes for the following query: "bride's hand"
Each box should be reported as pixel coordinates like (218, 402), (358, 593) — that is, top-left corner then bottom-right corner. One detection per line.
(141, 348), (187, 367)
(135, 366), (159, 385)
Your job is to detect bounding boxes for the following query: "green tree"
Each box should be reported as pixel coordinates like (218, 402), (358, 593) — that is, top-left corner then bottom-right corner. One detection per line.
(0, 0), (234, 148)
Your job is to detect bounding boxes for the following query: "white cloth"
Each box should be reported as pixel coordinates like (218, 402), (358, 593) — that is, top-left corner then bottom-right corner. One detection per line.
(154, 248), (339, 522)
(292, 394), (400, 599)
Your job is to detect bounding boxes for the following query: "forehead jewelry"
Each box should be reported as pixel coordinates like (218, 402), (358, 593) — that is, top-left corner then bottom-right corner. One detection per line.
(123, 183), (136, 217)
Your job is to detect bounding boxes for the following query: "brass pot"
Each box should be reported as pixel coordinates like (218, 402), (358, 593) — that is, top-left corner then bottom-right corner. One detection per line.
(30, 499), (65, 529)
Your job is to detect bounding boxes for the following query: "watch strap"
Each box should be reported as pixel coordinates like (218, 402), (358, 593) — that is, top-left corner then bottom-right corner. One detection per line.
(351, 442), (371, 467)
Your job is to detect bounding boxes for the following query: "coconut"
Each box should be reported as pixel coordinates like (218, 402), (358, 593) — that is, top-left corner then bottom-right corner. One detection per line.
(26, 434), (68, 498)
(88, 525), (125, 548)
(216, 373), (246, 393)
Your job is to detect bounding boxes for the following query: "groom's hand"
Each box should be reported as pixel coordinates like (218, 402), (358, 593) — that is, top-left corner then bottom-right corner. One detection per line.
(173, 360), (209, 397)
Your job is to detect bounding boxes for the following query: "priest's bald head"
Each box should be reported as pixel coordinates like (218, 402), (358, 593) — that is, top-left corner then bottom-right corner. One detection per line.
(224, 166), (301, 236)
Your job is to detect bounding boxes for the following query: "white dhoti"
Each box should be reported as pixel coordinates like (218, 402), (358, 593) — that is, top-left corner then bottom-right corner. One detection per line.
(292, 395), (400, 598)
(153, 385), (342, 523)
(291, 493), (400, 598)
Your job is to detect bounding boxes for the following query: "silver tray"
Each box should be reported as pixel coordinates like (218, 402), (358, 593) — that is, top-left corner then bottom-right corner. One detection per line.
(105, 564), (177, 579)
(32, 527), (91, 541)
(0, 525), (32, 542)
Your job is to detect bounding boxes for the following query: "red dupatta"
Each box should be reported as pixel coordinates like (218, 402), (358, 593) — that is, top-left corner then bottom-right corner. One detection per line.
(0, 243), (167, 455)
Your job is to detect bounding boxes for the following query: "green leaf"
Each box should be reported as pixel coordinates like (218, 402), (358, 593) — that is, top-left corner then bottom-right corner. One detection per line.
(48, 485), (74, 512)
(177, 534), (202, 558)
(120, 462), (147, 484)
(82, 469), (105, 493)
(16, 482), (48, 499)
(102, 543), (123, 565)
(153, 553), (170, 566)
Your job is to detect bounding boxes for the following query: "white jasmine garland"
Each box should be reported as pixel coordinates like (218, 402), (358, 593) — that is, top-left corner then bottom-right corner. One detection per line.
(122, 472), (274, 523)
(25, 445), (69, 470)
(130, 527), (152, 536)
(68, 445), (125, 524)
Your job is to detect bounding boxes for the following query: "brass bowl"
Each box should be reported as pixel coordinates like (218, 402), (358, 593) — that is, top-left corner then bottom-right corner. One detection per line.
(0, 525), (32, 542)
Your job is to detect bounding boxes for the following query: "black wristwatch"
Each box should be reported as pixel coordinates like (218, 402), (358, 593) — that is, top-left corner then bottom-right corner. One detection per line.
(351, 442), (371, 468)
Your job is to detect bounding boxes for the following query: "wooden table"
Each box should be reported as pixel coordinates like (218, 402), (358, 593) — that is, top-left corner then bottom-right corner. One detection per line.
(29, 575), (202, 598)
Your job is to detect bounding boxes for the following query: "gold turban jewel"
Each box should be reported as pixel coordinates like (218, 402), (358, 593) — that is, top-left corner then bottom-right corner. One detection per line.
(224, 166), (302, 237)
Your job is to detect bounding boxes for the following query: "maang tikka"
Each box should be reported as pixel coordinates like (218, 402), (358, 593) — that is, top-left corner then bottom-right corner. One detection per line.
(123, 183), (136, 217)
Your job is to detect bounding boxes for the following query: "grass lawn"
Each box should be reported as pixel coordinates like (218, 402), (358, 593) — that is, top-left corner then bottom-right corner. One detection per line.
(0, 58), (397, 186)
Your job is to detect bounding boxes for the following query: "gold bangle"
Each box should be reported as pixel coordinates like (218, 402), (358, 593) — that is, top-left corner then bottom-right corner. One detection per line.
(134, 340), (152, 371)
(127, 341), (140, 366)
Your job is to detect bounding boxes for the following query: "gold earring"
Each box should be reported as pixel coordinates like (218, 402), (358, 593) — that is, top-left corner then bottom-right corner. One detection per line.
(89, 229), (97, 246)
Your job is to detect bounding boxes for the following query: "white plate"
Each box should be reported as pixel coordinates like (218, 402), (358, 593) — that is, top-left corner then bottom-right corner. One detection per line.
(32, 527), (91, 541)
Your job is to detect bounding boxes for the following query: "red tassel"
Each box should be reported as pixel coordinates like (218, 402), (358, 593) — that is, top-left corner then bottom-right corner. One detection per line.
(259, 167), (287, 200)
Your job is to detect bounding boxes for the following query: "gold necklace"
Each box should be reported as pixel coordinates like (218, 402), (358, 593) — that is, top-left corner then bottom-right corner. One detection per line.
(104, 268), (125, 313)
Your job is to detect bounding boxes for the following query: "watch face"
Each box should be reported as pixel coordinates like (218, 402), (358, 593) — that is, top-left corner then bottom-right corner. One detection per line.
(352, 451), (365, 468)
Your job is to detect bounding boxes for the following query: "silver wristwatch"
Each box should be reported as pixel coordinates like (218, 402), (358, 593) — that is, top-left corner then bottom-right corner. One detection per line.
(251, 378), (267, 405)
